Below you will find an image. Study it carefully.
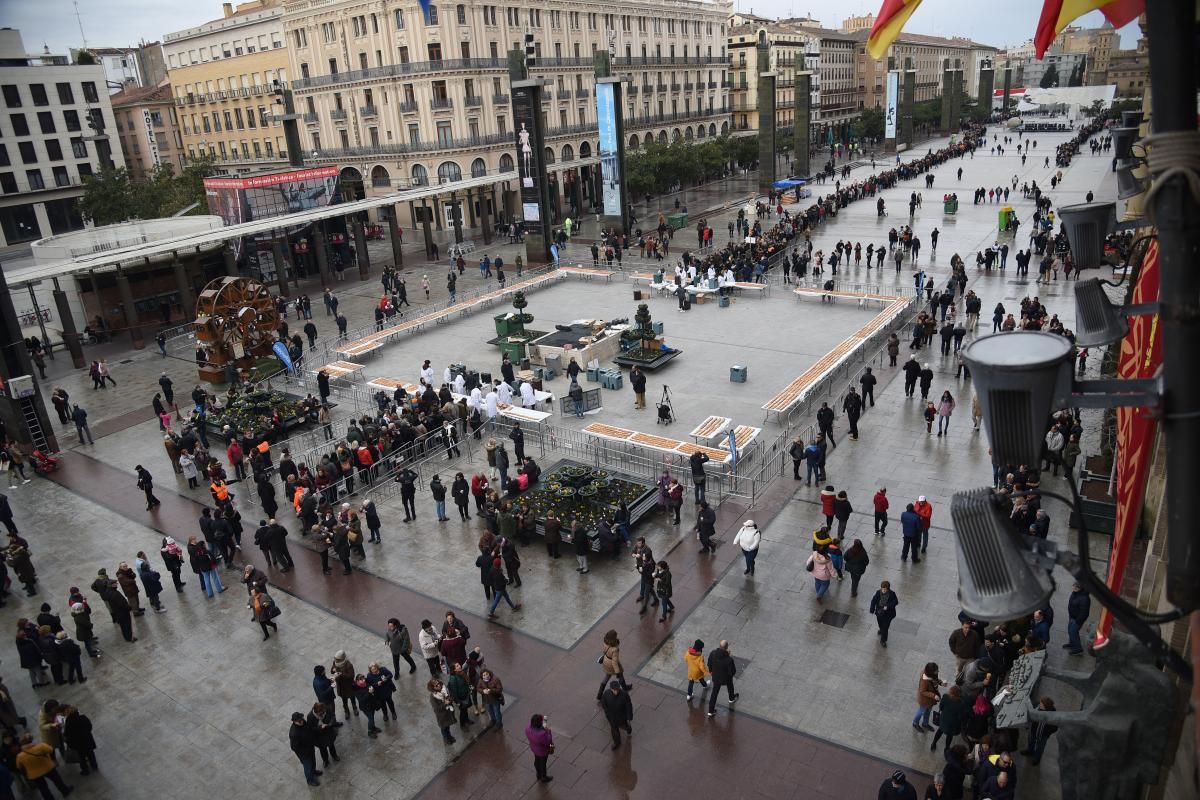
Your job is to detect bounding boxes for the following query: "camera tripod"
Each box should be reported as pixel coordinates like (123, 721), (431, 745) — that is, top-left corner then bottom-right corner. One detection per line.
(656, 385), (676, 425)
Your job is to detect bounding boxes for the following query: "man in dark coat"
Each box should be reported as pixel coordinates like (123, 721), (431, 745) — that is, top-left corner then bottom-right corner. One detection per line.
(289, 712), (322, 786)
(694, 501), (717, 554)
(816, 402), (836, 449)
(630, 366), (647, 410)
(903, 356), (922, 397)
(877, 770), (918, 800)
(599, 680), (633, 749)
(918, 364), (935, 400)
(267, 519), (295, 571)
(842, 388), (863, 440)
(859, 367), (877, 408)
(705, 640), (739, 716)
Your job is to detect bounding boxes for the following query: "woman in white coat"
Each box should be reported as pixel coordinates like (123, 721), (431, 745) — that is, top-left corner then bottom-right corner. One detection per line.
(732, 520), (761, 576)
(179, 449), (199, 489)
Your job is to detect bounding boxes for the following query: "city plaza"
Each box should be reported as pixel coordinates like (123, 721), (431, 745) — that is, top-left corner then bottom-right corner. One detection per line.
(5, 126), (1115, 799)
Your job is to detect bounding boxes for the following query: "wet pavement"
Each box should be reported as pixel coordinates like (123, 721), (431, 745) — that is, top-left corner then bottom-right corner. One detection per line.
(2, 124), (1119, 799)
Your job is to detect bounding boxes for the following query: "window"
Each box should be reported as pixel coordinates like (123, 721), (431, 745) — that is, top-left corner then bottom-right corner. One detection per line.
(265, 140), (274, 157)
(460, 42), (470, 59)
(212, 111), (222, 132)
(25, 83), (47, 107)
(428, 43), (442, 62)
(53, 166), (69, 187)
(234, 108), (244, 129)
(328, 58), (338, 75)
(202, 115), (211, 133)
(497, 115), (506, 135)
(322, 22), (336, 42)
(436, 120), (452, 145)
(18, 142), (35, 163)
(45, 140), (62, 161)
(398, 46), (410, 64)
(1, 85), (19, 107)
(218, 142), (227, 158)
(0, 145), (6, 167)
(359, 52), (368, 70)
(81, 82), (99, 103)
(408, 123), (420, 144)
(0, 173), (15, 193)
(311, 132), (320, 151)
(37, 112), (55, 134)
(10, 114), (29, 137)
(224, 111), (233, 130)
(395, 9), (405, 29)
(426, 4), (438, 24)
(300, 62), (310, 79)
(155, 132), (168, 150)
(26, 169), (44, 190)
(456, 4), (466, 24)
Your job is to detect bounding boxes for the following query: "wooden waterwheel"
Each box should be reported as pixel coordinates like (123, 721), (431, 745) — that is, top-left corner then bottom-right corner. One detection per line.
(193, 276), (279, 382)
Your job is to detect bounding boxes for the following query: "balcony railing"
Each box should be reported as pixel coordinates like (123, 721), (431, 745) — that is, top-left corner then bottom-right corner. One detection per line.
(670, 83), (681, 91)
(292, 57), (509, 90)
(465, 95), (483, 107)
(628, 86), (638, 96)
(530, 57), (592, 69)
(492, 93), (509, 104)
(310, 132), (511, 159)
(398, 100), (418, 113)
(360, 104), (378, 117)
(431, 97), (453, 110)
(330, 109), (347, 121)
(556, 90), (571, 100)
(683, 83), (694, 91)
(621, 55), (727, 67)
(641, 84), (652, 93)
(575, 88), (589, 98)
(708, 81), (717, 89)
(656, 84), (667, 92)
(303, 112), (319, 124)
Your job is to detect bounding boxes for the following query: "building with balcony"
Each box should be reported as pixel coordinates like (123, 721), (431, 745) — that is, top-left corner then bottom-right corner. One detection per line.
(726, 24), (820, 138)
(163, 0), (292, 173)
(110, 83), (186, 180)
(0, 28), (124, 249)
(1054, 22), (1121, 86)
(850, 22), (997, 113)
(1108, 37), (1149, 99)
(76, 43), (168, 94)
(283, 0), (731, 228)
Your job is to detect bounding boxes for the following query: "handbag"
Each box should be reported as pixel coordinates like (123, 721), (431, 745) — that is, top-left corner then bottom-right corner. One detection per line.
(547, 743), (555, 754)
(805, 559), (815, 573)
(932, 709), (941, 726)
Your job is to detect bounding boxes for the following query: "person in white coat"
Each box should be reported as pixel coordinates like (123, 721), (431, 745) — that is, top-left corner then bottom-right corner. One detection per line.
(519, 381), (536, 408)
(420, 360), (435, 387)
(443, 366), (453, 387)
(468, 386), (483, 411)
(496, 381), (513, 406)
(418, 619), (442, 677)
(453, 373), (466, 395)
(484, 388), (499, 425)
(732, 520), (761, 576)
(179, 450), (199, 489)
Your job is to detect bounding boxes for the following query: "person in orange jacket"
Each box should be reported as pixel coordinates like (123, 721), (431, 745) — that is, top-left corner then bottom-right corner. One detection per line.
(683, 639), (710, 702)
(914, 495), (934, 553)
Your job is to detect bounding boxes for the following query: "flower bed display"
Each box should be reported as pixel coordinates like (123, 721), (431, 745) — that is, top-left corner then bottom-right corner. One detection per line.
(207, 389), (308, 439)
(524, 460), (657, 535)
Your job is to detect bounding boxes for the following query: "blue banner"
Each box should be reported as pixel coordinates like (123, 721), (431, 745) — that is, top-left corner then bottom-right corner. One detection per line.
(272, 341), (294, 374)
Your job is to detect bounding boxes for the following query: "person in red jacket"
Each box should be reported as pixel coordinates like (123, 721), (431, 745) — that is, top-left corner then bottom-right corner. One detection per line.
(913, 495), (933, 553)
(226, 438), (246, 481)
(873, 487), (890, 536)
(820, 485), (837, 528)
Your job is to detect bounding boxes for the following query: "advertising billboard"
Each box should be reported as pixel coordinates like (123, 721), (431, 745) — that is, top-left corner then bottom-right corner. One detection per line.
(596, 82), (622, 217)
(203, 166), (340, 224)
(512, 85), (542, 223)
(885, 71), (899, 140)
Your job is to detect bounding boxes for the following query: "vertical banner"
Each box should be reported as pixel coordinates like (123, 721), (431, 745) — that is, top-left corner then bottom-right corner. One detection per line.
(885, 71), (899, 140)
(1095, 239), (1163, 647)
(512, 85), (543, 224)
(595, 82), (622, 217)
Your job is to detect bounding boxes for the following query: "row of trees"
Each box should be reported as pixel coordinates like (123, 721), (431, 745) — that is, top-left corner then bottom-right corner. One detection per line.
(624, 135), (759, 198)
(78, 156), (219, 226)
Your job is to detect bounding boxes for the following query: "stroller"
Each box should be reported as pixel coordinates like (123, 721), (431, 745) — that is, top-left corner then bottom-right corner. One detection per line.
(30, 449), (60, 475)
(656, 386), (675, 425)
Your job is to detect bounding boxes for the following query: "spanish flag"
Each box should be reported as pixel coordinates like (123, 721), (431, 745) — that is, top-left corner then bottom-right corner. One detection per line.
(1034, 0), (1144, 58)
(867, 0), (925, 60)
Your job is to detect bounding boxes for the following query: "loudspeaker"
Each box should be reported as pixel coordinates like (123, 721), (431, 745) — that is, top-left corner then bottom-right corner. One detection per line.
(1121, 110), (1144, 130)
(1110, 126), (1138, 160)
(1057, 201), (1116, 269)
(961, 332), (1074, 466)
(1116, 162), (1148, 200)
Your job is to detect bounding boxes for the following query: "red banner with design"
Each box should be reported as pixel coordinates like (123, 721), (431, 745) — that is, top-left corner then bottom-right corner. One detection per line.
(1094, 238), (1162, 647)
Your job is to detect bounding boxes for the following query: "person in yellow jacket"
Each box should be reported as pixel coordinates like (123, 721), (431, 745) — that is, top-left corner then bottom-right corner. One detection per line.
(684, 639), (710, 702)
(15, 732), (74, 796)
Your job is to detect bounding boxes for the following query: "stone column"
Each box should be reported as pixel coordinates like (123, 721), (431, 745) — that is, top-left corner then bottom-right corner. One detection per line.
(940, 60), (954, 132)
(757, 70), (777, 193)
(353, 219), (370, 280)
(449, 193), (463, 244)
(421, 201), (435, 259)
(52, 280), (84, 368)
(271, 237), (291, 297)
(387, 209), (404, 267)
(314, 227), (331, 286)
(172, 253), (196, 320)
(116, 270), (145, 348)
(1002, 66), (1012, 116)
(478, 190), (493, 245)
(902, 67), (916, 148)
(794, 72), (812, 177)
(222, 244), (239, 276)
(977, 64), (995, 121)
(465, 188), (477, 228)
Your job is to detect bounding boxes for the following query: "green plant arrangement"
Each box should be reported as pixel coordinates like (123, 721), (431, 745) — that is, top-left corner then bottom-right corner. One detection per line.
(209, 389), (306, 436)
(520, 460), (656, 533)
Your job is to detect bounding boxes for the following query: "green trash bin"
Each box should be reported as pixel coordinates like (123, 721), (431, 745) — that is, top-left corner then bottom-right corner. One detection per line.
(943, 198), (958, 214)
(667, 212), (688, 230)
(998, 206), (1014, 232)
(498, 340), (526, 362)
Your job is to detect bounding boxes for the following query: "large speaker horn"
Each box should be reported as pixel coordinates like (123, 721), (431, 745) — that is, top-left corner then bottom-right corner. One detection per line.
(1058, 201), (1116, 269)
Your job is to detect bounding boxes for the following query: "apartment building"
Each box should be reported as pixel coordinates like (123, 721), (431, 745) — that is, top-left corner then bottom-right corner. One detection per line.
(1056, 22), (1121, 86)
(0, 29), (124, 249)
(853, 28), (997, 111)
(727, 24), (820, 136)
(283, 0), (731, 227)
(803, 26), (859, 140)
(163, 0), (292, 172)
(1108, 38), (1149, 99)
(111, 83), (186, 179)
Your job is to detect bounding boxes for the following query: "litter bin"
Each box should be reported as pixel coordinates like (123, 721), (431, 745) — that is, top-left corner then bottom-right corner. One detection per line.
(998, 206), (1014, 232)
(943, 198), (958, 214)
(667, 212), (688, 230)
(730, 365), (747, 383)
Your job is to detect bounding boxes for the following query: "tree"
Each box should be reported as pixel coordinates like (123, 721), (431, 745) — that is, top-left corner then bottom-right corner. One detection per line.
(633, 303), (655, 347)
(1040, 64), (1059, 89)
(78, 155), (219, 225)
(510, 290), (533, 336)
(852, 108), (884, 141)
(1068, 56), (1086, 87)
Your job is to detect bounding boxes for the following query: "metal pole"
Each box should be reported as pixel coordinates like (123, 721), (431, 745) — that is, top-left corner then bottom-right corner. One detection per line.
(1145, 0), (1200, 610)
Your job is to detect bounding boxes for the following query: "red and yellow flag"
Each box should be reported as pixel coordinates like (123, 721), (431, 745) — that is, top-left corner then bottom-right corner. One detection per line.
(866, 0), (925, 60)
(1035, 0), (1144, 58)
